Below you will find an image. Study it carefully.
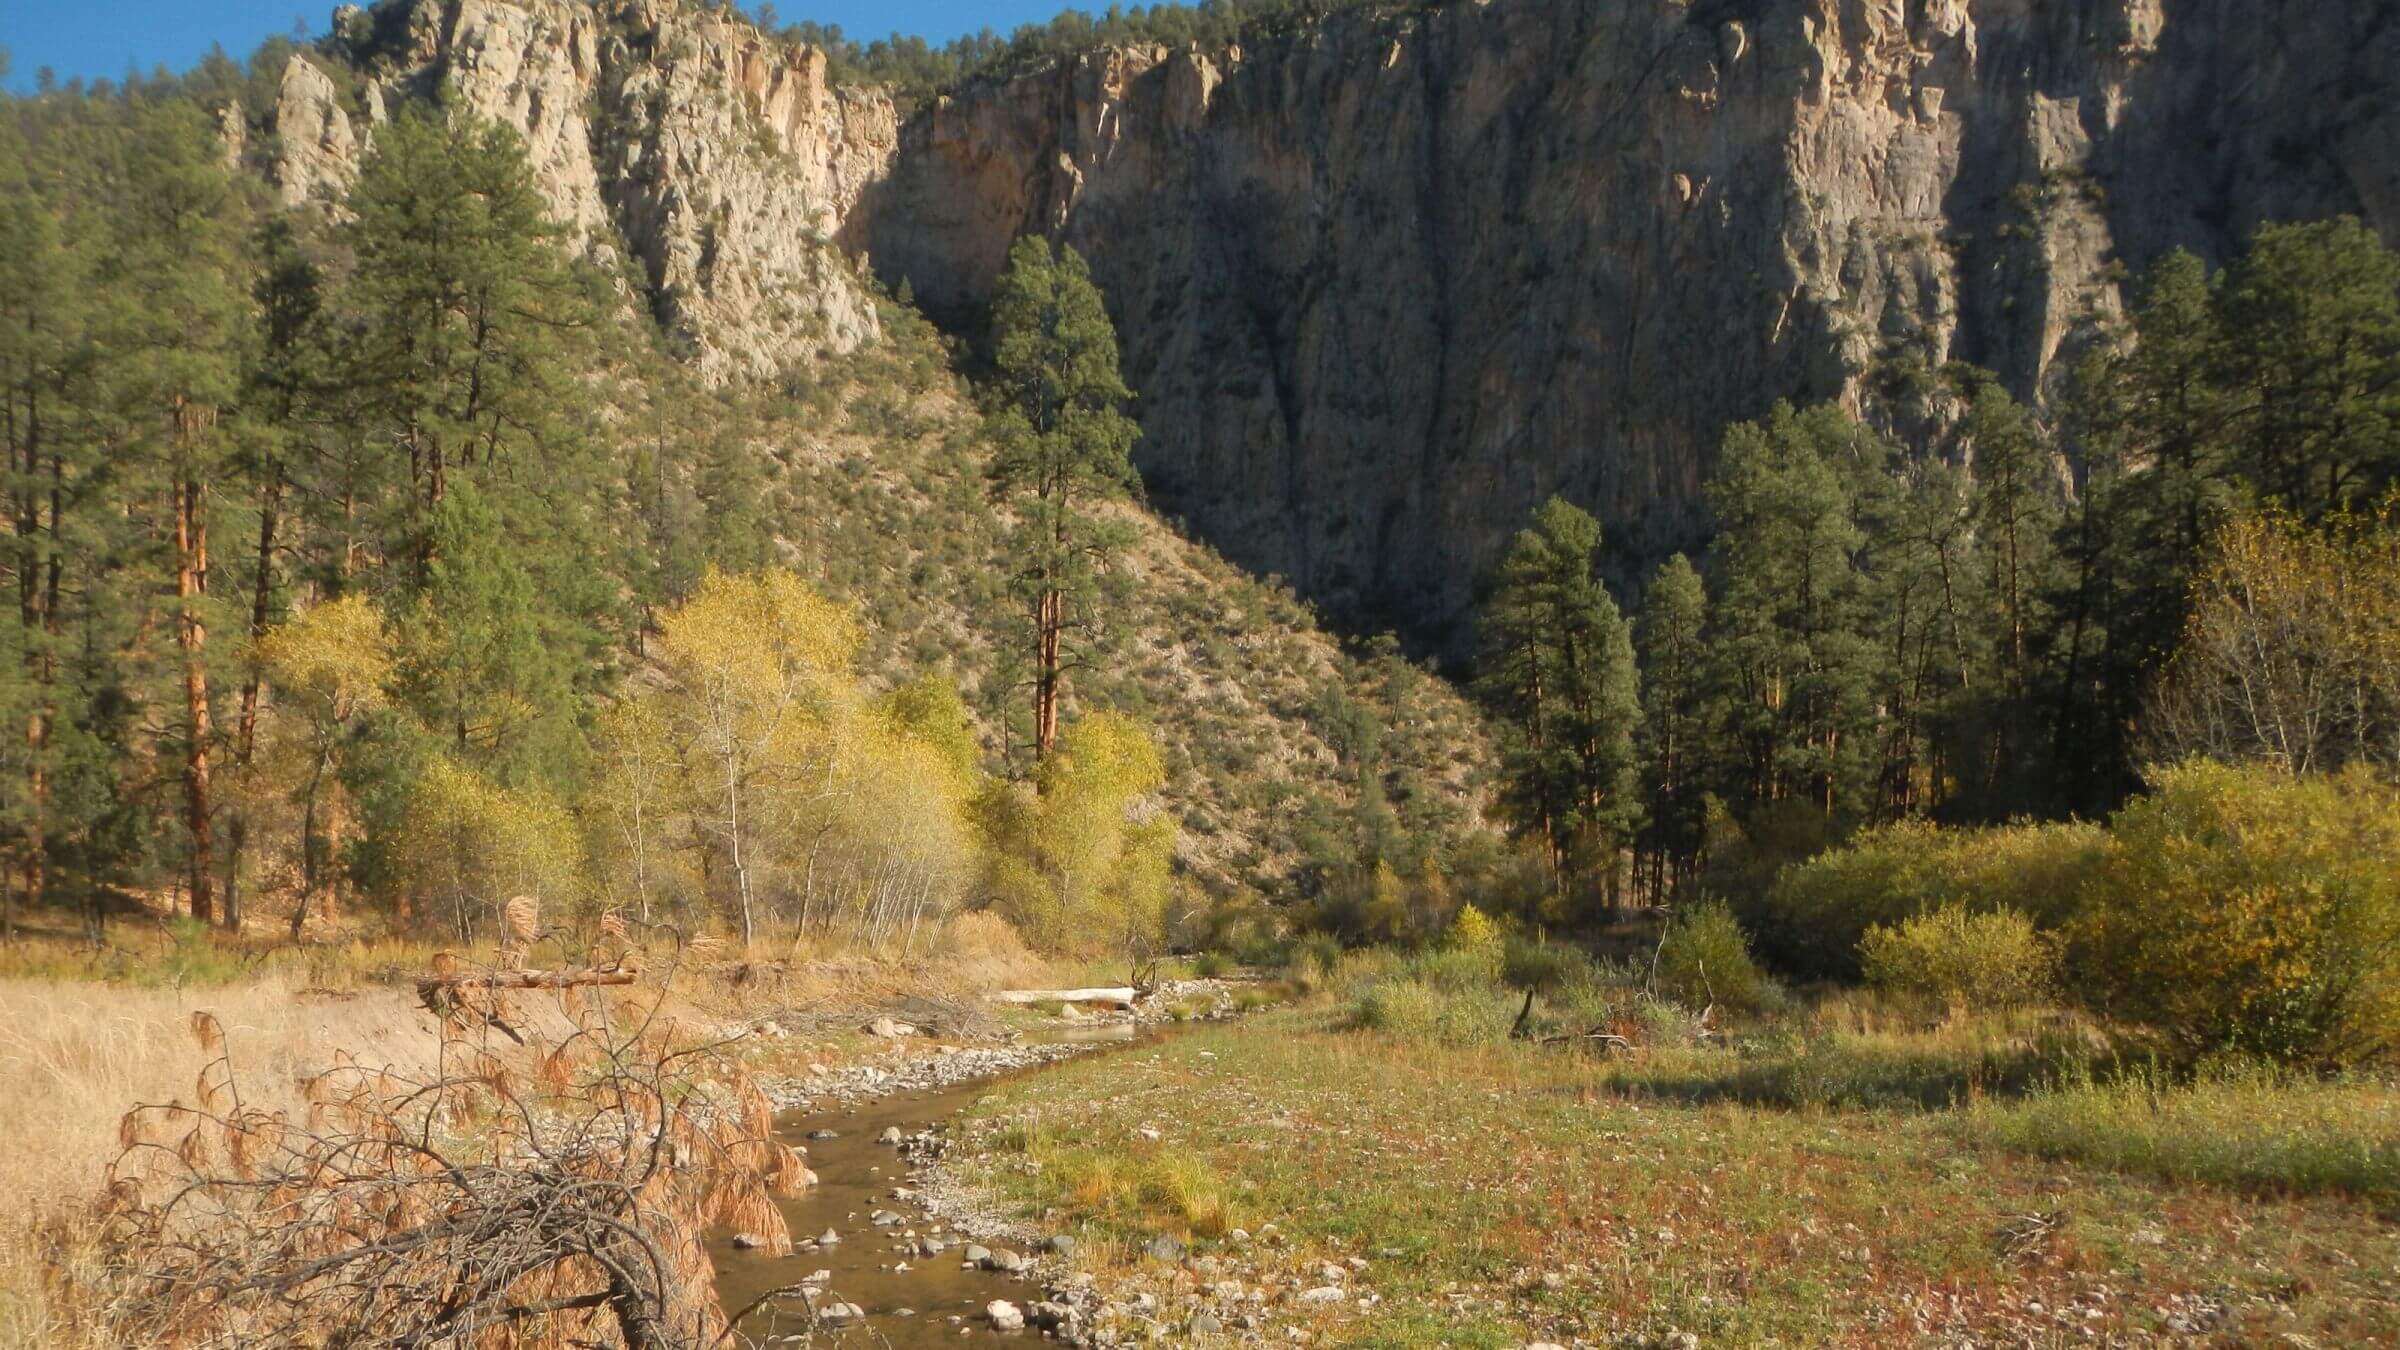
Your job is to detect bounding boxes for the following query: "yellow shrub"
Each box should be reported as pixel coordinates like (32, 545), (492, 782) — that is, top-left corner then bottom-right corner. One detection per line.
(1655, 900), (1778, 1014)
(2073, 762), (2400, 1066)
(1441, 902), (1503, 955)
(1760, 819), (2103, 978)
(1860, 905), (2056, 1012)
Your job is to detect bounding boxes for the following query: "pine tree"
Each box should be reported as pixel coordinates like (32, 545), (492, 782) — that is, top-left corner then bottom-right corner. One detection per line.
(337, 108), (613, 802)
(2214, 217), (2400, 520)
(1634, 553), (1708, 898)
(981, 237), (1140, 763)
(1705, 404), (1888, 823)
(105, 103), (252, 924)
(1476, 496), (1641, 904)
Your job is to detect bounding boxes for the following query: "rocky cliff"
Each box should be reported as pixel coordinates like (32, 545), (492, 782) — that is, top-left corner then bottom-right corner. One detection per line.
(862, 0), (2399, 651)
(264, 0), (901, 381)
(273, 0), (2400, 652)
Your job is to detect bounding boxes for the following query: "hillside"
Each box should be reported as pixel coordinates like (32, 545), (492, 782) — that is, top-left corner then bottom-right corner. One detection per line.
(619, 304), (1494, 902)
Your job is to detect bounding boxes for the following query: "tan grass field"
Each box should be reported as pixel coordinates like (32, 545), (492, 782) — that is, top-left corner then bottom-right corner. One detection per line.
(0, 910), (1055, 1347)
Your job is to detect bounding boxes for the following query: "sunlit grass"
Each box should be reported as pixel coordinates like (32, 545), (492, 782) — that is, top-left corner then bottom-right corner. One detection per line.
(953, 1008), (2400, 1345)
(1965, 1062), (2400, 1206)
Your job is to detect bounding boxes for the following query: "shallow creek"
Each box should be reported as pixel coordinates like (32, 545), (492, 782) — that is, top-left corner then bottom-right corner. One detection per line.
(714, 1023), (1150, 1346)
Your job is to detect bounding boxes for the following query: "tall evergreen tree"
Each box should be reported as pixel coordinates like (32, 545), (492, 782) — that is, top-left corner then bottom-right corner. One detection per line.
(1705, 404), (1888, 823)
(1634, 553), (1708, 898)
(105, 103), (251, 924)
(1477, 496), (1641, 904)
(336, 108), (613, 799)
(980, 236), (1139, 763)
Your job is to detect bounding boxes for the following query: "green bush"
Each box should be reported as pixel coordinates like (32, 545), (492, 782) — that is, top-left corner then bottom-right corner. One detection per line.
(1502, 937), (1598, 994)
(1860, 906), (2056, 1012)
(1654, 901), (1779, 1014)
(1405, 943), (1505, 993)
(1351, 976), (1518, 1047)
(2072, 762), (2400, 1067)
(1758, 819), (2104, 978)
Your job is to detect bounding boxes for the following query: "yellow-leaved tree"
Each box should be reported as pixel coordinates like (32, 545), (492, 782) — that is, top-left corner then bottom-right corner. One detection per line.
(648, 568), (861, 945)
(394, 754), (586, 943)
(254, 595), (394, 938)
(604, 569), (983, 951)
(981, 711), (1176, 955)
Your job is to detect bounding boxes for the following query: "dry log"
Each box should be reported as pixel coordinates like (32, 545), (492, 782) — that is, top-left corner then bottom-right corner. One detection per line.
(416, 967), (639, 995)
(988, 987), (1140, 1009)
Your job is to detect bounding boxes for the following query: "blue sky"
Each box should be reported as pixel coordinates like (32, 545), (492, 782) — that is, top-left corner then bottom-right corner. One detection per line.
(1, 1), (1067, 93)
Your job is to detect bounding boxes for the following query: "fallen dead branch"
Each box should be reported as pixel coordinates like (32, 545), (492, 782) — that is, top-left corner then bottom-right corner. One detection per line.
(69, 952), (809, 1348)
(416, 967), (642, 994)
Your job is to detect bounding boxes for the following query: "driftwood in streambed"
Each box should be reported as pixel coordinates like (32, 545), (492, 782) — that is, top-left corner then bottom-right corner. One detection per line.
(988, 987), (1141, 1010)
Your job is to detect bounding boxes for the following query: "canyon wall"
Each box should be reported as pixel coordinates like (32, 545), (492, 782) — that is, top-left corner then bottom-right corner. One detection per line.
(267, 0), (902, 381)
(281, 0), (2400, 650)
(860, 0), (2398, 650)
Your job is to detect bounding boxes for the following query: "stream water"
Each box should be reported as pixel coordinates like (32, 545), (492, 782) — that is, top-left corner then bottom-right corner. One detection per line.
(714, 1023), (1149, 1346)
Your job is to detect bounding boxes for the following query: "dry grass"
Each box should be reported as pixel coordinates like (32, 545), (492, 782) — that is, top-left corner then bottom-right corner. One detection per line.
(0, 976), (461, 1346)
(0, 912), (1057, 1346)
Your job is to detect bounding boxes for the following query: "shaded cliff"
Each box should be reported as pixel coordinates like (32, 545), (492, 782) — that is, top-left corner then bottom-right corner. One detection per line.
(272, 0), (2399, 654)
(858, 0), (2399, 652)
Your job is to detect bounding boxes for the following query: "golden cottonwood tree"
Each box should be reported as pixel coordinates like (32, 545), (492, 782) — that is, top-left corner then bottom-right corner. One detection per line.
(394, 755), (585, 943)
(2147, 507), (2400, 779)
(253, 596), (393, 937)
(649, 568), (861, 945)
(979, 711), (1175, 954)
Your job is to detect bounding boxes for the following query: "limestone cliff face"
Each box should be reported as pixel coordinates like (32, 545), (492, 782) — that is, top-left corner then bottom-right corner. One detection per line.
(269, 0), (902, 381)
(858, 0), (2400, 650)
(270, 0), (2399, 650)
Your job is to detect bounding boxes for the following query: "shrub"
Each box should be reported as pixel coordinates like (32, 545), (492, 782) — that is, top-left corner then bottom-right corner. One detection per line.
(1281, 932), (1346, 993)
(1758, 818), (2103, 978)
(1860, 906), (2057, 1012)
(1351, 977), (1517, 1047)
(1503, 937), (1598, 994)
(2072, 762), (2400, 1067)
(1441, 902), (1504, 955)
(1653, 901), (1778, 1014)
(1405, 943), (1505, 993)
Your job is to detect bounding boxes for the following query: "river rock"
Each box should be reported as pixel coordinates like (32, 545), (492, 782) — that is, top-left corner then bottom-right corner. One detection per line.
(1046, 1233), (1077, 1258)
(986, 1300), (1026, 1331)
(878, 1126), (904, 1144)
(1297, 1286), (1345, 1305)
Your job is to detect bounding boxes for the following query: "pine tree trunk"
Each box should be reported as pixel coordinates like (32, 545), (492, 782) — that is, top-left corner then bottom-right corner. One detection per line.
(1035, 586), (1062, 761)
(228, 473), (280, 937)
(173, 405), (217, 927)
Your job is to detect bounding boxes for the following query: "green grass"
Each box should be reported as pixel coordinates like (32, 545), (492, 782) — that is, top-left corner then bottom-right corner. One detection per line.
(953, 1007), (2400, 1345)
(1965, 1063), (2400, 1208)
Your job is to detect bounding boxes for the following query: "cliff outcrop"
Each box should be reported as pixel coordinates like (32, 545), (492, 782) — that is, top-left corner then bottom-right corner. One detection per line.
(272, 0), (2400, 649)
(266, 0), (902, 381)
(861, 0), (2397, 647)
